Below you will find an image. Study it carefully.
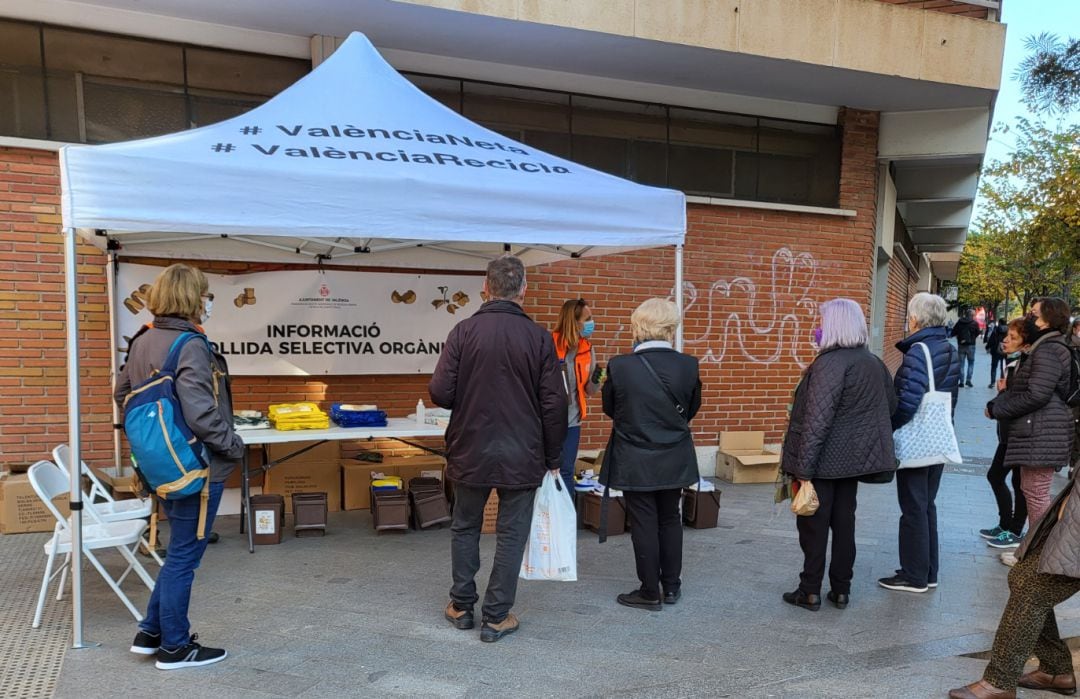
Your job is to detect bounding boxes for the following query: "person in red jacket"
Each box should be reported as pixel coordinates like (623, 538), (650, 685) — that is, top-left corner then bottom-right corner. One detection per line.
(429, 255), (567, 643)
(552, 298), (602, 496)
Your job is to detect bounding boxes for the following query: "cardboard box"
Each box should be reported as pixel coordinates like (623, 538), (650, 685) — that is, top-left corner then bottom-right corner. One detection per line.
(482, 490), (499, 534)
(716, 432), (781, 484)
(263, 460), (341, 514)
(574, 449), (605, 476)
(341, 461), (399, 511)
(266, 440), (341, 465)
(0, 472), (70, 534)
(224, 447), (265, 489)
(89, 465), (142, 500)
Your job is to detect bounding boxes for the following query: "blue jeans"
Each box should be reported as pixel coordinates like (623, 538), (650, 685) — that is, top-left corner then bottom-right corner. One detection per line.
(559, 426), (581, 497)
(140, 481), (224, 650)
(958, 344), (975, 384)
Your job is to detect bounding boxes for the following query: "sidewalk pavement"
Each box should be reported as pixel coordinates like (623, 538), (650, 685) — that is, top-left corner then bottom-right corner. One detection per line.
(4, 343), (1076, 698)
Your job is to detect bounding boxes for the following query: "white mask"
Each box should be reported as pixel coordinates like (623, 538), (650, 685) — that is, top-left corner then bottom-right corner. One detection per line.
(201, 297), (213, 323)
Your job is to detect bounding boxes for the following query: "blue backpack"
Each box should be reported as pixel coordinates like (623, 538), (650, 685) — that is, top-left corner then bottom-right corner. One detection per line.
(122, 331), (212, 537)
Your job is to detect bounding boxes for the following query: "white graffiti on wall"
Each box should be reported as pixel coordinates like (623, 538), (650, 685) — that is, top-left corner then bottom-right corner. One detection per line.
(680, 248), (819, 368)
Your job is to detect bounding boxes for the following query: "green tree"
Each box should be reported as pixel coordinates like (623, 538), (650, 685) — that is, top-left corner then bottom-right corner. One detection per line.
(961, 119), (1080, 311)
(1017, 33), (1080, 115)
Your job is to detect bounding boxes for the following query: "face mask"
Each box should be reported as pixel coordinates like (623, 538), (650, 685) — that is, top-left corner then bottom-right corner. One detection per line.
(581, 320), (595, 338)
(201, 298), (213, 324)
(813, 327), (823, 346)
(1023, 314), (1039, 339)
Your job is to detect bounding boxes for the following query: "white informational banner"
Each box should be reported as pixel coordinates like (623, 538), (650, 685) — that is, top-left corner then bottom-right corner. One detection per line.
(117, 264), (484, 375)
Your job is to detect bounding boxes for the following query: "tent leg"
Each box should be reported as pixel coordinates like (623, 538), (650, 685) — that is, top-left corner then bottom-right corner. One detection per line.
(674, 245), (685, 352)
(106, 251), (123, 473)
(64, 228), (95, 650)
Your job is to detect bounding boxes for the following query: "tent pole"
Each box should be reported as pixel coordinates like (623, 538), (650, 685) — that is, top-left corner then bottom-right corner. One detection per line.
(106, 251), (122, 473)
(675, 245), (685, 351)
(64, 228), (91, 649)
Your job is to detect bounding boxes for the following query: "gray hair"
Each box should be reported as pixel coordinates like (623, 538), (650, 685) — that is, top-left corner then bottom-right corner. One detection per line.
(818, 298), (867, 350)
(485, 254), (526, 300)
(907, 292), (947, 329)
(631, 298), (681, 344)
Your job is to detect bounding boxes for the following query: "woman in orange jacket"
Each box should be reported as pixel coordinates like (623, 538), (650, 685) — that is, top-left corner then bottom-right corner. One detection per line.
(552, 299), (603, 497)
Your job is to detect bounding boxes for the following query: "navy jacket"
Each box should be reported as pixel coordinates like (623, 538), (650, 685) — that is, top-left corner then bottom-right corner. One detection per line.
(892, 326), (961, 431)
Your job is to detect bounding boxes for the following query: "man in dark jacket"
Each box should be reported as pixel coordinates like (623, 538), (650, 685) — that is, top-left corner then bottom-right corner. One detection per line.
(984, 318), (1008, 388)
(952, 309), (981, 387)
(429, 255), (567, 643)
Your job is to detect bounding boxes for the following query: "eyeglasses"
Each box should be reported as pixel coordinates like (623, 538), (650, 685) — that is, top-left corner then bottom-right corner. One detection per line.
(202, 292), (215, 302)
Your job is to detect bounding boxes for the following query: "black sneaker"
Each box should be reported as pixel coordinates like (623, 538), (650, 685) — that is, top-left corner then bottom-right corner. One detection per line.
(878, 575), (928, 593)
(130, 629), (160, 656)
(155, 635), (227, 670)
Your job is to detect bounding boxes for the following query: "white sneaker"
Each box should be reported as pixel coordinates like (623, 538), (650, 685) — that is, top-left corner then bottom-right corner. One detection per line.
(1000, 551), (1017, 567)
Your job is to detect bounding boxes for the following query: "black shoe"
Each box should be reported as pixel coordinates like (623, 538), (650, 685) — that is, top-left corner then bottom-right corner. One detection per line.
(663, 588), (681, 605)
(782, 589), (821, 611)
(617, 590), (662, 611)
(966, 382), (973, 388)
(444, 601), (474, 630)
(155, 635), (227, 670)
(207, 531), (220, 544)
(827, 591), (849, 609)
(130, 629), (160, 656)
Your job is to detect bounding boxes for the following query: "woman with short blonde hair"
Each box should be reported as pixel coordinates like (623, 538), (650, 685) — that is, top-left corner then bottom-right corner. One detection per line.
(147, 264), (209, 320)
(600, 298), (701, 611)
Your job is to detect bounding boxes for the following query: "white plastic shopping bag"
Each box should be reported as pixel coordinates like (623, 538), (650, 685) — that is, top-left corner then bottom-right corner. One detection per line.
(519, 472), (578, 581)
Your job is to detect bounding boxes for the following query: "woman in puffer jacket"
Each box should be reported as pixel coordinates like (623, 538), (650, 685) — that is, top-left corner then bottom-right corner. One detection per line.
(780, 299), (896, 612)
(986, 298), (1075, 536)
(878, 292), (960, 595)
(950, 300), (1080, 699)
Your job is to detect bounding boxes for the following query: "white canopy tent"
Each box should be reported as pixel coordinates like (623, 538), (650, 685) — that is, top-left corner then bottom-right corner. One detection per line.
(58, 32), (686, 646)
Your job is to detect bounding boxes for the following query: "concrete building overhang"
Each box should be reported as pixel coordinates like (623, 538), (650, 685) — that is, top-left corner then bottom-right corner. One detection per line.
(5, 0), (1002, 281)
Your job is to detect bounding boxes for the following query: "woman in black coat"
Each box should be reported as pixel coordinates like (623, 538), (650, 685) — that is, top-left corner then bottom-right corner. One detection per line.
(600, 298), (701, 612)
(986, 297), (1076, 532)
(781, 298), (897, 611)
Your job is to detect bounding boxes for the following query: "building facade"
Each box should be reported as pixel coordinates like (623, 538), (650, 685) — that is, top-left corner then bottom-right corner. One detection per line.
(0, 0), (1005, 466)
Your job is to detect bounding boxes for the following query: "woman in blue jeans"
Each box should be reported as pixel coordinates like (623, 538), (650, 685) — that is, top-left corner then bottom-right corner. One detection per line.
(115, 264), (246, 670)
(552, 299), (603, 496)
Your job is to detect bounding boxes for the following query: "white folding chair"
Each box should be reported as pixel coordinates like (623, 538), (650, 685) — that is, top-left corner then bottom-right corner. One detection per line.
(28, 461), (156, 628)
(52, 445), (163, 566)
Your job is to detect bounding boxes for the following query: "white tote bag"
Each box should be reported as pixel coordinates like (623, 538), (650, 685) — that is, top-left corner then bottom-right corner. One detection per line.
(893, 342), (963, 468)
(519, 472), (578, 582)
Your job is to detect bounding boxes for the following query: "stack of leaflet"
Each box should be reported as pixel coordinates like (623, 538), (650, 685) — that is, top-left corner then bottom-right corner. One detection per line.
(371, 475), (403, 493)
(331, 403), (388, 428)
(268, 402), (330, 430)
(233, 410), (270, 431)
(575, 469), (598, 491)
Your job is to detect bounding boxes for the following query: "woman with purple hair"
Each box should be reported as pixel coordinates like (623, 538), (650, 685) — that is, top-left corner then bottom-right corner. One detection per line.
(780, 299), (897, 611)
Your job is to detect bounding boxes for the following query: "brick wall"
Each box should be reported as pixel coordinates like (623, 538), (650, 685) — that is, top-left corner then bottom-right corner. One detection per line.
(0, 148), (114, 468)
(0, 108), (880, 467)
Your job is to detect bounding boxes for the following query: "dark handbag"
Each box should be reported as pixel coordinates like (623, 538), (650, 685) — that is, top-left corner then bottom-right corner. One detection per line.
(859, 470), (896, 484)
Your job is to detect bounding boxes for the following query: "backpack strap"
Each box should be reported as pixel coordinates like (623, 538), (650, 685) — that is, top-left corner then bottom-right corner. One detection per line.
(161, 331), (210, 375)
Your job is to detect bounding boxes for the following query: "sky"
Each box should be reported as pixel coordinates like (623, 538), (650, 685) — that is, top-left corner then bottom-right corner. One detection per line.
(974, 0), (1080, 215)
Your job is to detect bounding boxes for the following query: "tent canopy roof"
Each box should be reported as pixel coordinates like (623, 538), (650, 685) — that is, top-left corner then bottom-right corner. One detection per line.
(60, 33), (685, 270)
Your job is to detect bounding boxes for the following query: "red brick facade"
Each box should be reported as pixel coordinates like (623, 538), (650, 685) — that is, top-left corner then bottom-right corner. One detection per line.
(0, 107), (891, 468)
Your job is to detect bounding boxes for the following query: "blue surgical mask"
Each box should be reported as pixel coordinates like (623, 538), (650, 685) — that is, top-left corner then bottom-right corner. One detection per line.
(581, 320), (595, 338)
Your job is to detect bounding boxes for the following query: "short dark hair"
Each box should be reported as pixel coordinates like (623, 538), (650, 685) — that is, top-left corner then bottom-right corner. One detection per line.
(1035, 297), (1072, 334)
(997, 317), (1007, 325)
(485, 254), (526, 300)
